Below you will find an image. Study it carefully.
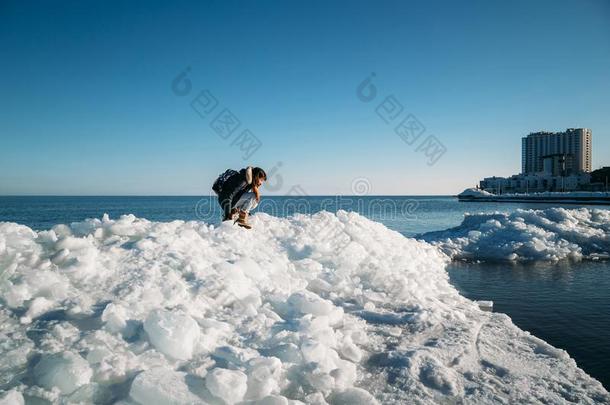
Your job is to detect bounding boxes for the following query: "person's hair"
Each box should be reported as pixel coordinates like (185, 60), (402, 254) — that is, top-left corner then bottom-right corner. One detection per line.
(252, 167), (267, 181)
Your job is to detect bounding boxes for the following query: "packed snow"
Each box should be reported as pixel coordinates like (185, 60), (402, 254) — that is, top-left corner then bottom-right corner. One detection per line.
(0, 212), (608, 404)
(420, 207), (610, 262)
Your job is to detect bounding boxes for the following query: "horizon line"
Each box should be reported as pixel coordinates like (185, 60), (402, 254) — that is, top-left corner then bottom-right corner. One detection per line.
(0, 194), (457, 198)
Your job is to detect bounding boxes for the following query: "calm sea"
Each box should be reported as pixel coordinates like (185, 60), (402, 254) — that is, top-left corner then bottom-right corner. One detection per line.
(1, 196), (609, 389)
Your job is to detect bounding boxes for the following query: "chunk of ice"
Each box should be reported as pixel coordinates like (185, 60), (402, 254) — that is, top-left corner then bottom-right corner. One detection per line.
(130, 367), (201, 405)
(33, 351), (92, 394)
(143, 309), (201, 361)
(329, 387), (380, 404)
(476, 300), (494, 311)
(206, 368), (248, 404)
(0, 389), (24, 405)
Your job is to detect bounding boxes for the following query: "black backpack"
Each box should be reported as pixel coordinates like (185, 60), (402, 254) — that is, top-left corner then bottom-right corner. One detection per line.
(212, 169), (239, 195)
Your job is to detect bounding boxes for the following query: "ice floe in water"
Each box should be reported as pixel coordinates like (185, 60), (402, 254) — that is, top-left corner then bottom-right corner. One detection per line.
(0, 211), (608, 403)
(420, 207), (610, 262)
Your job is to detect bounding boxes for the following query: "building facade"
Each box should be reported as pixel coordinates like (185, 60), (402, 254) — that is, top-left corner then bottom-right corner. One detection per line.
(521, 128), (592, 174)
(480, 172), (592, 194)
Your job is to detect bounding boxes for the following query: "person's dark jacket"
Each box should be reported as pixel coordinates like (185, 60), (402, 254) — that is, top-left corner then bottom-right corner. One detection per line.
(218, 167), (253, 219)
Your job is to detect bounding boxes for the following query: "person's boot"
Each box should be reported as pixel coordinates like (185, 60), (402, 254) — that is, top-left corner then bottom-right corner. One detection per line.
(236, 210), (252, 229)
(229, 208), (238, 220)
(223, 208), (238, 221)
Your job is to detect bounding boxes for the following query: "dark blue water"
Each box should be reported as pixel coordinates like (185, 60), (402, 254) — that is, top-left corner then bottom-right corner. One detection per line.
(1, 196), (609, 389)
(1, 195), (605, 235)
(447, 261), (610, 390)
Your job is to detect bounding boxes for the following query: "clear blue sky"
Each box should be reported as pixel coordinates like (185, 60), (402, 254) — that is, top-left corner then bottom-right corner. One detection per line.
(1, 0), (609, 195)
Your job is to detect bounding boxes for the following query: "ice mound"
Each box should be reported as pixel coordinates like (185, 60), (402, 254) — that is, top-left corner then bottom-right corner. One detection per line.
(0, 211), (608, 403)
(420, 207), (610, 262)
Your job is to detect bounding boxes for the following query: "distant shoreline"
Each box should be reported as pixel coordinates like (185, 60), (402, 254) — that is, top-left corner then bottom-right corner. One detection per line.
(458, 195), (610, 205)
(0, 195), (456, 198)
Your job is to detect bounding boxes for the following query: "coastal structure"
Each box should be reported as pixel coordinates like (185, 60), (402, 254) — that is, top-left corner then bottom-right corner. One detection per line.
(480, 172), (592, 194)
(475, 128), (601, 194)
(522, 128), (592, 175)
(460, 128), (609, 203)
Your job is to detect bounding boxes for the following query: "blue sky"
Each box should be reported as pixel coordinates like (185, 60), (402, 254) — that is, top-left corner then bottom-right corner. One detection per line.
(1, 0), (609, 195)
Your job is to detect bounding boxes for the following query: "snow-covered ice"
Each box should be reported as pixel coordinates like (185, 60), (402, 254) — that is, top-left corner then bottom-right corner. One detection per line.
(0, 211), (608, 403)
(33, 351), (93, 394)
(420, 207), (610, 262)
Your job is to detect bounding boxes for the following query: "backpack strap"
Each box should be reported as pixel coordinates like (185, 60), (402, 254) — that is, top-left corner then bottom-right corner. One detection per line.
(245, 166), (253, 185)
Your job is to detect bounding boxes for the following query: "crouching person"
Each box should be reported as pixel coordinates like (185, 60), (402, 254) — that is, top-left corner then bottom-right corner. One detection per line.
(212, 166), (266, 229)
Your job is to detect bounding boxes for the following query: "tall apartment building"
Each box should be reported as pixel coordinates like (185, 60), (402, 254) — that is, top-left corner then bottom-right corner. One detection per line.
(521, 128), (592, 174)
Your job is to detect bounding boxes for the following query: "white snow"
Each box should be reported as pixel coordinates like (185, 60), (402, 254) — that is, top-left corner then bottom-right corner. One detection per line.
(0, 211), (608, 403)
(420, 207), (610, 261)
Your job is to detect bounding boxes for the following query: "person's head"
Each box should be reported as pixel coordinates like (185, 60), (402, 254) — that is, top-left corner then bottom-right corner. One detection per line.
(252, 167), (267, 187)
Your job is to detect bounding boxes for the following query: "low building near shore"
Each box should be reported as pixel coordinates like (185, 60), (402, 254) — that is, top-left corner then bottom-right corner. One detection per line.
(480, 172), (592, 194)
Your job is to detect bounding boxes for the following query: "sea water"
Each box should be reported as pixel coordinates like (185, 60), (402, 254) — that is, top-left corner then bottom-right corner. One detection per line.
(1, 195), (609, 389)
